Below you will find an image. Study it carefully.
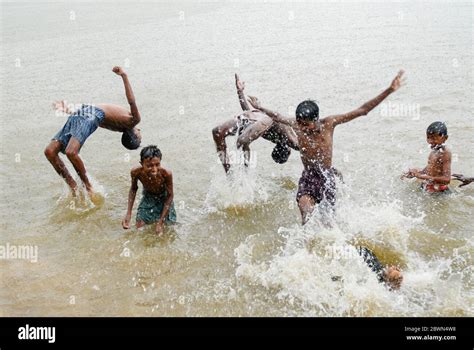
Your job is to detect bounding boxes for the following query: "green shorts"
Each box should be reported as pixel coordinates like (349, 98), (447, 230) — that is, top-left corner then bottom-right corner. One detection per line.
(136, 190), (177, 225)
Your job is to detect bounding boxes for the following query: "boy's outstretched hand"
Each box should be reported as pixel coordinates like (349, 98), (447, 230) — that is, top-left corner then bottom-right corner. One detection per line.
(390, 70), (405, 92)
(452, 174), (474, 187)
(247, 96), (261, 109)
(235, 73), (245, 92)
(112, 66), (126, 76)
(400, 168), (420, 179)
(122, 214), (131, 229)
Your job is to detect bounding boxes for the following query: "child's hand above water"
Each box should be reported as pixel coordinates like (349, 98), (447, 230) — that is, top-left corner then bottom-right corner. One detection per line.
(452, 174), (474, 187)
(235, 73), (245, 92)
(401, 168), (422, 179)
(247, 96), (261, 109)
(401, 169), (414, 179)
(122, 214), (131, 229)
(112, 66), (126, 77)
(389, 70), (405, 92)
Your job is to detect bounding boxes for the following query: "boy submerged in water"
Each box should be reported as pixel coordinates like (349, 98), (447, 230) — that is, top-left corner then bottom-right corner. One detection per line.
(122, 145), (177, 235)
(357, 246), (403, 291)
(402, 121), (451, 193)
(331, 246), (403, 291)
(248, 71), (405, 224)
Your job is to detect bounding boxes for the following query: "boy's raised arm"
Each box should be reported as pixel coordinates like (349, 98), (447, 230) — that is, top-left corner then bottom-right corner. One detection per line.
(247, 96), (296, 127)
(113, 66), (141, 127)
(329, 70), (405, 127)
(235, 74), (250, 111)
(122, 169), (139, 229)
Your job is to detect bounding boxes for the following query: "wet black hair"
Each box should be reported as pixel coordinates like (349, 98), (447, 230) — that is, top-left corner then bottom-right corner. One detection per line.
(426, 121), (448, 136)
(296, 100), (319, 122)
(271, 143), (291, 164)
(121, 128), (141, 150)
(140, 145), (162, 162)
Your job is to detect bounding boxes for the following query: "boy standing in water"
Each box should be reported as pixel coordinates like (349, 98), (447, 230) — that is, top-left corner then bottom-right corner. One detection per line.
(44, 66), (142, 200)
(402, 121), (451, 193)
(248, 71), (405, 224)
(122, 145), (176, 235)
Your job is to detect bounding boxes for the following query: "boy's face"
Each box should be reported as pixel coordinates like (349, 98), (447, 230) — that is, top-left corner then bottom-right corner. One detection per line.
(298, 119), (321, 132)
(141, 157), (161, 176)
(134, 128), (142, 143)
(426, 133), (447, 149)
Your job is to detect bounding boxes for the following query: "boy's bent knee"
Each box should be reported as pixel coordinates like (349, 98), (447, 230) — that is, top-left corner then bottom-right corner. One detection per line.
(44, 144), (59, 160)
(65, 149), (78, 158)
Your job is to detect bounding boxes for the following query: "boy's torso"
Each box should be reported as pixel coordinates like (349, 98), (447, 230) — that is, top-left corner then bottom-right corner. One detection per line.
(425, 148), (450, 180)
(136, 167), (168, 194)
(95, 103), (133, 132)
(295, 119), (334, 170)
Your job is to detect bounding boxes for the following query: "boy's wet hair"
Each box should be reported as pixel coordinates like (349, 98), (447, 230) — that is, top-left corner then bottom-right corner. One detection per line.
(122, 128), (141, 150)
(272, 143), (291, 164)
(140, 145), (162, 161)
(426, 121), (448, 136)
(296, 100), (319, 122)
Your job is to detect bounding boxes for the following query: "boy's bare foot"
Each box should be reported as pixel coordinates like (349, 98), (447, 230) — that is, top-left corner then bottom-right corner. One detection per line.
(87, 189), (104, 206)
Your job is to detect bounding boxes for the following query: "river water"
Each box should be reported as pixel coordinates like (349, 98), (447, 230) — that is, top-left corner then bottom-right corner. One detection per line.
(1, 1), (472, 316)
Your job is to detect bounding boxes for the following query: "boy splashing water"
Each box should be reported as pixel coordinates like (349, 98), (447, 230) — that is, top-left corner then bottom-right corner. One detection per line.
(248, 71), (405, 224)
(122, 145), (176, 235)
(402, 121), (451, 193)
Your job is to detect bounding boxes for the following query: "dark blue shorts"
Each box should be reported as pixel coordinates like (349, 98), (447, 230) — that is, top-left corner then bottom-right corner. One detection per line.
(52, 104), (105, 153)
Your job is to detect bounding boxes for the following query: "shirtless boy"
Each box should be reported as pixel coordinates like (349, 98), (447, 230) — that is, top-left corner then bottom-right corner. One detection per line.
(248, 71), (405, 224)
(402, 121), (451, 193)
(44, 66), (142, 199)
(122, 145), (176, 235)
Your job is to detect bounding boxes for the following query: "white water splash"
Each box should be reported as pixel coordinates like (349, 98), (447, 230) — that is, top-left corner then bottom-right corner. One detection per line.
(234, 186), (471, 316)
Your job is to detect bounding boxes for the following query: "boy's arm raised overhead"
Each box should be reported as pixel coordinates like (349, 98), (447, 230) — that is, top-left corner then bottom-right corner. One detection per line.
(247, 96), (297, 127)
(235, 74), (250, 111)
(122, 168), (139, 229)
(113, 66), (141, 127)
(156, 170), (174, 235)
(328, 70), (405, 127)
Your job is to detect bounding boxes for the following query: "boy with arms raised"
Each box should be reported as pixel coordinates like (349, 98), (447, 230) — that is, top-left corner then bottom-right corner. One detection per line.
(248, 71), (405, 224)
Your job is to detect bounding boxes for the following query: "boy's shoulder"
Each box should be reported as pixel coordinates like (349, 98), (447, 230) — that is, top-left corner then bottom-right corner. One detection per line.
(130, 165), (144, 177)
(438, 146), (451, 156)
(159, 166), (173, 177)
